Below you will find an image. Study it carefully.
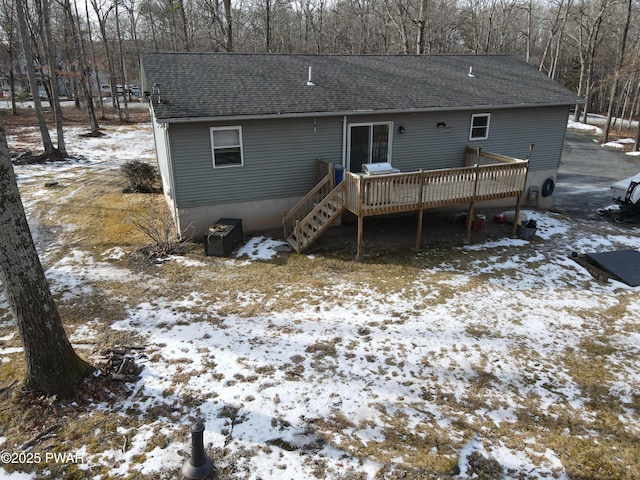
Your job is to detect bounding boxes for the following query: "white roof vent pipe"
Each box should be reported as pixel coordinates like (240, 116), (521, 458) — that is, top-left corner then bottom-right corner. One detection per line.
(307, 66), (315, 86)
(468, 66), (475, 78)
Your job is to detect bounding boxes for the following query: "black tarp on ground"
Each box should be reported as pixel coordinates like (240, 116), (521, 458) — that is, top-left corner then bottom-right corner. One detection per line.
(586, 250), (640, 287)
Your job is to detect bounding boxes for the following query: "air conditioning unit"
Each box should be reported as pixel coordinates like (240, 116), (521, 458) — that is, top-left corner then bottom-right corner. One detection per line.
(204, 218), (243, 256)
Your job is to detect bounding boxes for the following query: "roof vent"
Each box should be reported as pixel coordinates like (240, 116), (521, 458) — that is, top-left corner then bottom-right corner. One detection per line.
(468, 66), (475, 78)
(146, 83), (163, 104)
(307, 66), (315, 86)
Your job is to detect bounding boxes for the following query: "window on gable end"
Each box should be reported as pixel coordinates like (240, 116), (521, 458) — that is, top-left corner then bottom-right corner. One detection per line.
(211, 126), (244, 168)
(469, 114), (490, 141)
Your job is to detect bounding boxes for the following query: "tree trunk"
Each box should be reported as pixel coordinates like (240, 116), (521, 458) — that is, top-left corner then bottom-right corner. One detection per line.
(223, 0), (232, 51)
(115, 0), (130, 122)
(602, 0), (632, 144)
(635, 110), (640, 152)
(538, 0), (565, 74)
(525, 0), (532, 62)
(14, 0), (56, 155)
(41, 0), (67, 156)
(180, 0), (190, 51)
(91, 0), (123, 119)
(265, 0), (271, 52)
(0, 116), (91, 399)
(384, 0), (410, 55)
(549, 2), (571, 80)
(85, 0), (106, 120)
(8, 52), (17, 115)
(415, 0), (428, 54)
(67, 0), (100, 135)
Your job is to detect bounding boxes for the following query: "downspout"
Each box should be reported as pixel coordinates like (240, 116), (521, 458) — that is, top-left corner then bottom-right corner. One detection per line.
(342, 115), (347, 169)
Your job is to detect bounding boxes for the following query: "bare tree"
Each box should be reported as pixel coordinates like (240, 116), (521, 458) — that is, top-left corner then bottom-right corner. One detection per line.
(223, 0), (232, 50)
(415, 0), (430, 54)
(114, 0), (130, 122)
(538, 0), (573, 78)
(384, 0), (411, 54)
(0, 115), (92, 399)
(602, 0), (632, 143)
(635, 76), (640, 150)
(91, 0), (127, 120)
(84, 0), (107, 119)
(14, 0), (57, 155)
(198, 0), (232, 50)
(0, 0), (19, 114)
(568, 0), (613, 123)
(66, 0), (101, 135)
(40, 0), (67, 155)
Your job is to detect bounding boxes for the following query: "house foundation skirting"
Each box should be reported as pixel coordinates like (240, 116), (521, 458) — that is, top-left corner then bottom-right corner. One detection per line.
(176, 195), (303, 239)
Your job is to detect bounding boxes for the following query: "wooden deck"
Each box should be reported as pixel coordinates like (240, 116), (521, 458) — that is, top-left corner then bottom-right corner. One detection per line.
(284, 147), (529, 257)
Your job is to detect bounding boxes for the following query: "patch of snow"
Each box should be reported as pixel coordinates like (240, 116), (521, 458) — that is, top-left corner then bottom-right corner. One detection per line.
(166, 255), (207, 267)
(235, 236), (289, 260)
(603, 141), (625, 150)
(567, 120), (602, 134)
(102, 247), (126, 260)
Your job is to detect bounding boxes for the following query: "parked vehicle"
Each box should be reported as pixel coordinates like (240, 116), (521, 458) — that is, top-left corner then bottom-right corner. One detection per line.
(594, 172), (640, 223)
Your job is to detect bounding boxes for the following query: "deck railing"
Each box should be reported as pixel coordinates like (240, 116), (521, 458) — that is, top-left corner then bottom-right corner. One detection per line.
(464, 146), (527, 167)
(344, 157), (528, 218)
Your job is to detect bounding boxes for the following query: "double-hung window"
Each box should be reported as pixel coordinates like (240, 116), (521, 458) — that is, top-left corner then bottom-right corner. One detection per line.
(469, 114), (490, 140)
(211, 126), (244, 168)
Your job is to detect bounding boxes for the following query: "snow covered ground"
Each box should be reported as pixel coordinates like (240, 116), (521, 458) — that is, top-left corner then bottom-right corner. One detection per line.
(568, 115), (640, 156)
(1, 119), (640, 479)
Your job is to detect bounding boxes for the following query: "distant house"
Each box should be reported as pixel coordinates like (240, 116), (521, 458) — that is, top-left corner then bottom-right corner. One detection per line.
(140, 53), (581, 244)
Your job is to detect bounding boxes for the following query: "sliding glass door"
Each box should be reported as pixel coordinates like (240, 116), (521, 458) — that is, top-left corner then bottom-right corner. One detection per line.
(348, 123), (391, 173)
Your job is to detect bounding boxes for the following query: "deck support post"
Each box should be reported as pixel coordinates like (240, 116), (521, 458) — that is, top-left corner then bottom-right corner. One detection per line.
(356, 173), (365, 259)
(416, 209), (424, 249)
(465, 202), (475, 243)
(466, 164), (480, 243)
(282, 210), (288, 239)
(416, 169), (425, 249)
(511, 151), (531, 237)
(512, 194), (523, 237)
(356, 215), (364, 259)
(295, 220), (302, 253)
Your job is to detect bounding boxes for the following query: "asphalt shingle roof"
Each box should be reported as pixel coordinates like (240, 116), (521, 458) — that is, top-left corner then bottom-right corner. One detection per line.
(140, 53), (581, 122)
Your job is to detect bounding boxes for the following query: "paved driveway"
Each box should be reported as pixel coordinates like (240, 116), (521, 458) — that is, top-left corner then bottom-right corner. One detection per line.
(552, 131), (640, 220)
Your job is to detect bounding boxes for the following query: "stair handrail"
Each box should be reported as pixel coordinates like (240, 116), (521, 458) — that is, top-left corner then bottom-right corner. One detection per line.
(294, 182), (346, 251)
(283, 172), (334, 239)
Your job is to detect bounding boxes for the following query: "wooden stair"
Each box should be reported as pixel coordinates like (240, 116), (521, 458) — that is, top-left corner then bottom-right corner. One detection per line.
(287, 183), (346, 253)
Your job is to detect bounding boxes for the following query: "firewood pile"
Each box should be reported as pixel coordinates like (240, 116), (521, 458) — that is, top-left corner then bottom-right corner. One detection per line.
(101, 346), (146, 382)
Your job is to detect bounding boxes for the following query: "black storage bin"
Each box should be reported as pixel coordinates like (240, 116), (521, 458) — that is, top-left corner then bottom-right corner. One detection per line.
(204, 218), (243, 256)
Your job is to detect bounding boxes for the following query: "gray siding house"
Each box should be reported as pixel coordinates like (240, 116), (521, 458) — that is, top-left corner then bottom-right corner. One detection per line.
(140, 53), (580, 238)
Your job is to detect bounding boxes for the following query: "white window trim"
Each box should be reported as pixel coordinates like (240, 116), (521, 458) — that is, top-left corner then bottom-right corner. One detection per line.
(469, 113), (491, 141)
(210, 126), (244, 168)
(346, 121), (394, 172)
